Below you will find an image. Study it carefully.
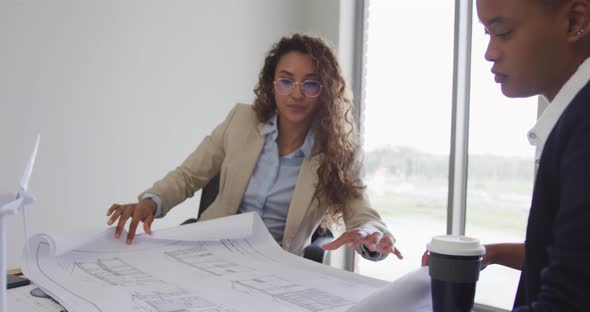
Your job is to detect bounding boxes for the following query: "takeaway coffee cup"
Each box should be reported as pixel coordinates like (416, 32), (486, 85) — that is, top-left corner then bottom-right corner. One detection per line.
(427, 235), (486, 312)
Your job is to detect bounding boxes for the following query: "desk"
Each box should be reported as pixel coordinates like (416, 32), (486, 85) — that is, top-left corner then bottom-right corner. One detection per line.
(7, 268), (65, 312)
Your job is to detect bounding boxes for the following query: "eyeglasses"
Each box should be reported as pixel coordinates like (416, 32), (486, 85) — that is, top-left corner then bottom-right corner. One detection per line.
(273, 78), (322, 97)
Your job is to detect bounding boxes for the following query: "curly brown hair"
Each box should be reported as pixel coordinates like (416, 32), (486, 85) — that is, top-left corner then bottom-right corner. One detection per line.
(252, 33), (364, 222)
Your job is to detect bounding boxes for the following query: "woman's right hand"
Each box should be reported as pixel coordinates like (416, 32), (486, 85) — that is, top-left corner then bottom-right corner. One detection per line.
(106, 198), (157, 245)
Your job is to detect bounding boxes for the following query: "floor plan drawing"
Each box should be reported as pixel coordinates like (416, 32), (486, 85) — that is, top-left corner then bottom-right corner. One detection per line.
(76, 257), (163, 288)
(132, 289), (234, 312)
(232, 275), (353, 312)
(22, 213), (427, 312)
(165, 244), (255, 276)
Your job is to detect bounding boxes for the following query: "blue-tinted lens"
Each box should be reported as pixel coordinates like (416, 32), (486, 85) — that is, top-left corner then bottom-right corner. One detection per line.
(302, 80), (322, 97)
(274, 79), (294, 95)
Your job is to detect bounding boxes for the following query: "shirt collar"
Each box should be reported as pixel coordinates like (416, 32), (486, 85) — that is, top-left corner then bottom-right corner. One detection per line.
(300, 126), (314, 159)
(260, 113), (278, 136)
(259, 113), (315, 160)
(527, 56), (590, 158)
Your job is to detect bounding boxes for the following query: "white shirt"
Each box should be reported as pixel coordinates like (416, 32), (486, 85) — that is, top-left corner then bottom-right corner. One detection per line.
(528, 57), (590, 168)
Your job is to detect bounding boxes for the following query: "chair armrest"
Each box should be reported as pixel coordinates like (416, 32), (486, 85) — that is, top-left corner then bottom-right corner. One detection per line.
(303, 229), (334, 264)
(180, 218), (198, 225)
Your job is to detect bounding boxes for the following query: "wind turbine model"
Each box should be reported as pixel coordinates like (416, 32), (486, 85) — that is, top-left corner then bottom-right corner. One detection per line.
(0, 134), (39, 312)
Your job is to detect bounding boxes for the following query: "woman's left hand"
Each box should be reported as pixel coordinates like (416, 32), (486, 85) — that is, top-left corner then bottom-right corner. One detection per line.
(322, 229), (403, 259)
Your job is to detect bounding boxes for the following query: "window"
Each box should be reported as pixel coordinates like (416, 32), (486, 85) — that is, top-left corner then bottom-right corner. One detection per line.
(357, 1), (538, 310)
(357, 0), (454, 282)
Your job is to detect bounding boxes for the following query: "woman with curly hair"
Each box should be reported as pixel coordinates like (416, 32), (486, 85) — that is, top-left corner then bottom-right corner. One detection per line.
(106, 33), (401, 261)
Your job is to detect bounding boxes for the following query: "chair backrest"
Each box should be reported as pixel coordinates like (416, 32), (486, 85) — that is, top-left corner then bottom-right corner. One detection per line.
(198, 174), (221, 218)
(180, 175), (220, 226)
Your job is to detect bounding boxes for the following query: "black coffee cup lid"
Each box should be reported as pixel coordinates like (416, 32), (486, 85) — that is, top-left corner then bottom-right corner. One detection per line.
(427, 235), (485, 256)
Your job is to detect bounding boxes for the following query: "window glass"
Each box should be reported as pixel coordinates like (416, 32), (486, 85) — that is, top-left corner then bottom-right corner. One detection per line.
(358, 0), (454, 283)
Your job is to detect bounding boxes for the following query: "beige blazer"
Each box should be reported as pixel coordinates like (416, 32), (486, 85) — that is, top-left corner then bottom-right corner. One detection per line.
(140, 104), (393, 258)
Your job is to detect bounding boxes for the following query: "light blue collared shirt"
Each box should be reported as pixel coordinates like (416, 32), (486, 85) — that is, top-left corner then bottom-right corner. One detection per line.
(239, 114), (314, 244)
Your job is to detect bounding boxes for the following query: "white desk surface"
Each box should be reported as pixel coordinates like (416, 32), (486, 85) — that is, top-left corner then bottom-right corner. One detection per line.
(8, 283), (65, 312)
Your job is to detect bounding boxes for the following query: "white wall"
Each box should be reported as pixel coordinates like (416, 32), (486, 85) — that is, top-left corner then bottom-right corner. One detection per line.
(0, 0), (345, 269)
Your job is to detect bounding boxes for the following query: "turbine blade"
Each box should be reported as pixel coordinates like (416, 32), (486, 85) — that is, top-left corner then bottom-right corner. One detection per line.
(19, 134), (40, 192)
(0, 198), (24, 217)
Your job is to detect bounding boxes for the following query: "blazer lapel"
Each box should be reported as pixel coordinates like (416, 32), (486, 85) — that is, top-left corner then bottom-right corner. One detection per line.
(225, 123), (265, 215)
(282, 155), (321, 247)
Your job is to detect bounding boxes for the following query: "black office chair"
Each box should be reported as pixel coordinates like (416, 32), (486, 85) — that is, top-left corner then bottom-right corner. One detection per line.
(181, 175), (334, 264)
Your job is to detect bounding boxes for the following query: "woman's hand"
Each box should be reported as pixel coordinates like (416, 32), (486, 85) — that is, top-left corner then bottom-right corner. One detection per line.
(106, 198), (157, 244)
(321, 228), (403, 259)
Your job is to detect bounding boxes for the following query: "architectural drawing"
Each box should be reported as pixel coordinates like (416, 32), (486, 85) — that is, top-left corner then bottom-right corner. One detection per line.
(76, 257), (163, 288)
(22, 213), (397, 312)
(132, 289), (234, 312)
(165, 244), (255, 276)
(76, 257), (233, 311)
(232, 275), (353, 311)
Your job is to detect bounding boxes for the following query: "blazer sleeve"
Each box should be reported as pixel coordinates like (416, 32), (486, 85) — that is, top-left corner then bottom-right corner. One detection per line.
(514, 118), (590, 311)
(342, 189), (396, 261)
(138, 105), (240, 217)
